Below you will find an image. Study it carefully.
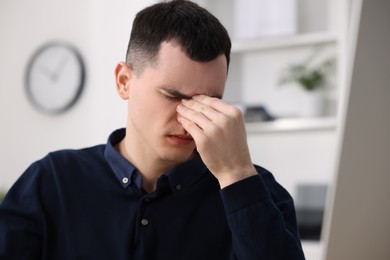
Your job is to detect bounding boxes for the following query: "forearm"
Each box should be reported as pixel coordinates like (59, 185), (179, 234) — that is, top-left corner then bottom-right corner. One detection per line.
(220, 174), (305, 260)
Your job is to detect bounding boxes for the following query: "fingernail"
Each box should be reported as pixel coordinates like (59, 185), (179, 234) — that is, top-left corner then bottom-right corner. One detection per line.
(176, 104), (182, 111)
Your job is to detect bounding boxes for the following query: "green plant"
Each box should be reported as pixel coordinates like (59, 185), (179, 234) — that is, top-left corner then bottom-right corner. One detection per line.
(279, 48), (336, 91)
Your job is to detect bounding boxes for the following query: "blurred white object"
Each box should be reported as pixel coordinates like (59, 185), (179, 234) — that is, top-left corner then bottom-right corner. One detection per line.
(233, 0), (297, 40)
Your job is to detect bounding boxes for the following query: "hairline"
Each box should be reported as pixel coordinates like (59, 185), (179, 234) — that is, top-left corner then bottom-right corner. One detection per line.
(127, 39), (229, 77)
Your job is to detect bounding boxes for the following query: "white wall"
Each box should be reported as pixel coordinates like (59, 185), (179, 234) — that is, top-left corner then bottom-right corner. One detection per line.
(0, 0), (155, 188)
(248, 128), (337, 197)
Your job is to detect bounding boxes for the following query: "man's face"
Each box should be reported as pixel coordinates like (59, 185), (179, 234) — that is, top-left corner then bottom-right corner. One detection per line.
(124, 41), (227, 165)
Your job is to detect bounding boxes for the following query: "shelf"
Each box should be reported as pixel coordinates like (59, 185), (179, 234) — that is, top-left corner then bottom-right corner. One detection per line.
(245, 117), (337, 134)
(231, 32), (338, 53)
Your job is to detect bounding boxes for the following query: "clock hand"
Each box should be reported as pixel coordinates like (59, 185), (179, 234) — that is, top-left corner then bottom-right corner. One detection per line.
(39, 65), (57, 82)
(51, 55), (69, 82)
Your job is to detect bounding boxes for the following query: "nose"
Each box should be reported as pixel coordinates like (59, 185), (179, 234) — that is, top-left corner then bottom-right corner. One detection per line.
(175, 116), (191, 136)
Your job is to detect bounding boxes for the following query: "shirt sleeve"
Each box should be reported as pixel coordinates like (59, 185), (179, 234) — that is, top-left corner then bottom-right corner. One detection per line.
(0, 162), (43, 259)
(219, 167), (306, 260)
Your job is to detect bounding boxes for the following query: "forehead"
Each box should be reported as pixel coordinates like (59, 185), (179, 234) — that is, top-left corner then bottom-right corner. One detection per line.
(152, 41), (227, 97)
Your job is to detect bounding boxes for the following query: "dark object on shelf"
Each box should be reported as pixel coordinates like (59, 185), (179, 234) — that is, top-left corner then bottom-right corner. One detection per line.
(244, 105), (275, 122)
(295, 184), (328, 241)
(296, 209), (324, 240)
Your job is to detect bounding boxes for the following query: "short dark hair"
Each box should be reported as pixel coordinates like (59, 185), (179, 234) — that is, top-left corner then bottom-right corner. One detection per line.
(126, 0), (231, 75)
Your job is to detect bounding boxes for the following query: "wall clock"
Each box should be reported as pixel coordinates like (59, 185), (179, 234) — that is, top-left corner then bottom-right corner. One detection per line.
(25, 41), (86, 114)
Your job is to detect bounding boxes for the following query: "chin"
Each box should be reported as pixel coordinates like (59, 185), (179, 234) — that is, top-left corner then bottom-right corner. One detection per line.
(161, 148), (196, 164)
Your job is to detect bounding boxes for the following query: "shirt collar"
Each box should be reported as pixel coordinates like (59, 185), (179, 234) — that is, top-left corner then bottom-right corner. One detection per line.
(104, 128), (209, 191)
(104, 128), (137, 189)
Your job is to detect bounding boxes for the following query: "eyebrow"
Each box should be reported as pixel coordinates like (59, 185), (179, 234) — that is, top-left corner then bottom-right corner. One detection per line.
(160, 87), (223, 100)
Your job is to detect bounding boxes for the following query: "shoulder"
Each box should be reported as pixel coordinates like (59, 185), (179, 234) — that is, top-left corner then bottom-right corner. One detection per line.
(1, 144), (109, 214)
(44, 144), (106, 166)
(21, 144), (107, 183)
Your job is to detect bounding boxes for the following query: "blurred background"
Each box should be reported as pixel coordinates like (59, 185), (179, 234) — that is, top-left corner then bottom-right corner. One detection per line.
(0, 0), (154, 187)
(0, 0), (354, 258)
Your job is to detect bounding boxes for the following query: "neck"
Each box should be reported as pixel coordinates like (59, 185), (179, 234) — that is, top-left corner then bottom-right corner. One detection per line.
(117, 135), (179, 193)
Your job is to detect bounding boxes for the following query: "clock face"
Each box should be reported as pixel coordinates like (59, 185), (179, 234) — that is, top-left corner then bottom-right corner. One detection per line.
(25, 42), (85, 114)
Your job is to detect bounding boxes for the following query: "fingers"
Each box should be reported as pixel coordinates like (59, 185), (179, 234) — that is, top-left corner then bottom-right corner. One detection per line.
(176, 102), (211, 130)
(177, 95), (245, 144)
(178, 95), (242, 125)
(177, 97), (224, 133)
(176, 97), (221, 142)
(176, 115), (205, 143)
(179, 98), (220, 122)
(192, 95), (241, 118)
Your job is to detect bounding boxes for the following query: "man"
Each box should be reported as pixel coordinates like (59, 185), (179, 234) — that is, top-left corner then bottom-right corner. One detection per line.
(0, 1), (305, 259)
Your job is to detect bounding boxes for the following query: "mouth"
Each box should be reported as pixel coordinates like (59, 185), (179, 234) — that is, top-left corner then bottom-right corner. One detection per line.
(167, 134), (194, 145)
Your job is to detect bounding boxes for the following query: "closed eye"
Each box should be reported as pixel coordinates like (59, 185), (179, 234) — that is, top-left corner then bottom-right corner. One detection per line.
(163, 94), (182, 101)
(159, 88), (190, 102)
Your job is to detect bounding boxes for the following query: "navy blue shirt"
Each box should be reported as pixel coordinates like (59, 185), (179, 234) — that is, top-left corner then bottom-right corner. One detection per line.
(0, 129), (305, 259)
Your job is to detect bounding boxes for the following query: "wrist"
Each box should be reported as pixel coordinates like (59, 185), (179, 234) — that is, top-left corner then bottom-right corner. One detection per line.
(217, 166), (257, 189)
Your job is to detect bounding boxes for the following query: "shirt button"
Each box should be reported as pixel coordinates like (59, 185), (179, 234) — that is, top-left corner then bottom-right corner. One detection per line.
(176, 184), (182, 191)
(122, 177), (129, 184)
(141, 218), (149, 226)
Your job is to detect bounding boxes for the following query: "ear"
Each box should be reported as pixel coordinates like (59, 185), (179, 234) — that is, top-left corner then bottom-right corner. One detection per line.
(115, 62), (134, 100)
